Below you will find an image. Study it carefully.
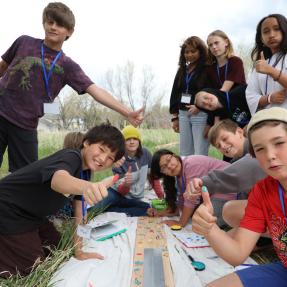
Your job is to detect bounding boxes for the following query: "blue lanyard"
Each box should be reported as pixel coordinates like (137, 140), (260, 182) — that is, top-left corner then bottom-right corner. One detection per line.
(225, 91), (230, 111)
(41, 42), (62, 101)
(216, 61), (228, 86)
(80, 170), (91, 221)
(264, 58), (272, 95)
(278, 184), (287, 224)
(185, 71), (195, 93)
(176, 175), (186, 195)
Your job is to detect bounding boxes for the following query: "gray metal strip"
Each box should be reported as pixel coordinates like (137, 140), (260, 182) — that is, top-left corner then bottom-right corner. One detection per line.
(144, 248), (165, 287)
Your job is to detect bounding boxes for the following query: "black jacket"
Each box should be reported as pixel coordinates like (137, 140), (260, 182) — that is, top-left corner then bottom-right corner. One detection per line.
(198, 85), (250, 127)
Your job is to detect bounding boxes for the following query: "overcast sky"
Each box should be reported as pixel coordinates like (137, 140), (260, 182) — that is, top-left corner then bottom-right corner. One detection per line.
(1, 0), (287, 106)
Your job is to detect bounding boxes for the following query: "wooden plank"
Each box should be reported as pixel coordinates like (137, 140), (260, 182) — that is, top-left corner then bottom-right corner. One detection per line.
(130, 217), (174, 287)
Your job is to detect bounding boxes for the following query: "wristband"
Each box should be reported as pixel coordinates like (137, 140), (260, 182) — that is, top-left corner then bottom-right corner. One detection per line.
(267, 93), (272, 104)
(171, 117), (179, 122)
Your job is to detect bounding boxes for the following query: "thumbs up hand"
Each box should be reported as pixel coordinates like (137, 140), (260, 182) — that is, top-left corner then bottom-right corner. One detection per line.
(255, 51), (271, 74)
(260, 51), (265, 60)
(183, 179), (202, 204)
(128, 107), (145, 127)
(191, 186), (217, 237)
(201, 186), (214, 214)
(123, 165), (133, 187)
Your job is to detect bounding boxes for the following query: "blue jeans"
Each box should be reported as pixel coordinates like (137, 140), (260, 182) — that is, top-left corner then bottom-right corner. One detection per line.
(91, 188), (150, 217)
(178, 110), (209, 156)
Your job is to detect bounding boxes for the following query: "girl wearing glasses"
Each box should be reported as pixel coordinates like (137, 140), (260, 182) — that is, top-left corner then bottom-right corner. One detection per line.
(149, 149), (231, 227)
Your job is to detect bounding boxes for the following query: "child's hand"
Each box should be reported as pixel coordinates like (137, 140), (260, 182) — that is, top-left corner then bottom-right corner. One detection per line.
(83, 182), (108, 206)
(147, 207), (158, 217)
(186, 104), (199, 115)
(172, 118), (179, 133)
(269, 89), (286, 104)
(124, 166), (133, 187)
(255, 51), (272, 75)
(192, 187), (217, 237)
(183, 178), (202, 203)
(127, 107), (144, 127)
(113, 156), (125, 168)
(162, 219), (181, 227)
(83, 174), (120, 206)
(75, 249), (104, 261)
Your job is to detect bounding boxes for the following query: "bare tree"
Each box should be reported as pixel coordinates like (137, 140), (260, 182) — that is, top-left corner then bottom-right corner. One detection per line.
(105, 68), (125, 104)
(236, 43), (253, 79)
(78, 95), (100, 130)
(101, 60), (171, 128)
(140, 65), (155, 111)
(123, 61), (136, 110)
(143, 91), (170, 129)
(58, 91), (83, 129)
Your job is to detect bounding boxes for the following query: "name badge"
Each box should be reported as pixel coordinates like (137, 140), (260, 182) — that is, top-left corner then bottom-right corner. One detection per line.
(44, 102), (60, 115)
(181, 93), (191, 104)
(77, 224), (92, 239)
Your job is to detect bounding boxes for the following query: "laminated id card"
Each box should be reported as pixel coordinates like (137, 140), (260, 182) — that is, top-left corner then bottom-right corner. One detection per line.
(77, 224), (92, 239)
(44, 102), (60, 114)
(181, 93), (191, 104)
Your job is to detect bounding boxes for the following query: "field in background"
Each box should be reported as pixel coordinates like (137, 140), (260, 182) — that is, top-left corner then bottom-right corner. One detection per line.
(0, 129), (222, 179)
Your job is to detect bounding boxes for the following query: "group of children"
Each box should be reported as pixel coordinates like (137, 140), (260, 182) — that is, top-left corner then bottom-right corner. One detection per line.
(170, 14), (287, 161)
(0, 1), (286, 286)
(168, 12), (287, 287)
(191, 107), (287, 287)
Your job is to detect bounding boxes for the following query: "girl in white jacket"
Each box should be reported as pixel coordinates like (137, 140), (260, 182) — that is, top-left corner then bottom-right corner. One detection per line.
(246, 14), (287, 115)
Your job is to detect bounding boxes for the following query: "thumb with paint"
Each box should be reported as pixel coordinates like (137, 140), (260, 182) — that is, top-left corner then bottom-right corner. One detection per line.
(191, 186), (217, 236)
(101, 174), (120, 188)
(201, 186), (214, 215)
(84, 174), (120, 207)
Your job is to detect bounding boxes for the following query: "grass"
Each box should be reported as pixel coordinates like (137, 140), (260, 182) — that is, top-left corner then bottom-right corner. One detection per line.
(0, 220), (75, 287)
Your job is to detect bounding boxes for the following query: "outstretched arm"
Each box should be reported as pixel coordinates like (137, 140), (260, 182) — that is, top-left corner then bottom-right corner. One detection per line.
(200, 154), (266, 196)
(51, 170), (108, 206)
(86, 84), (144, 127)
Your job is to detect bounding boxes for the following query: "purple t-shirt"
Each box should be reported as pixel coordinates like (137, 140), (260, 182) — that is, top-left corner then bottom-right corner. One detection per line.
(0, 35), (94, 130)
(177, 155), (230, 208)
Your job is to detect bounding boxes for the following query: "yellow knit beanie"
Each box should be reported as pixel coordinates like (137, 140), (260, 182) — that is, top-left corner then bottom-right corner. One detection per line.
(121, 125), (141, 141)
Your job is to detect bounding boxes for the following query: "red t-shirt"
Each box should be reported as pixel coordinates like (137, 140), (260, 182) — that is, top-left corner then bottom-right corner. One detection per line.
(240, 176), (287, 267)
(205, 56), (246, 89)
